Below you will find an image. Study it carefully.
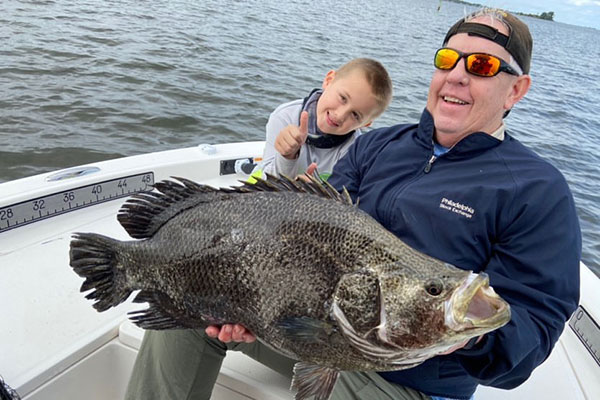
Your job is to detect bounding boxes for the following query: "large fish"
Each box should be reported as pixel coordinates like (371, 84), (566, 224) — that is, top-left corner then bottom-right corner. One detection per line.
(69, 175), (510, 400)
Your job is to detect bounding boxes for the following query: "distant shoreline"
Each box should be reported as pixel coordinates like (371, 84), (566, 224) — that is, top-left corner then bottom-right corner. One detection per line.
(443, 0), (555, 21)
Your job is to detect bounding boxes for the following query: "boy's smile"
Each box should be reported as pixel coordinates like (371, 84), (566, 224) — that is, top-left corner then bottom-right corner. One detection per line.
(325, 112), (340, 128)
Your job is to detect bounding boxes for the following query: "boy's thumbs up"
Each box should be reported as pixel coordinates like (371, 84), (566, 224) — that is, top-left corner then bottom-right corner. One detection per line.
(299, 110), (309, 138)
(275, 111), (310, 160)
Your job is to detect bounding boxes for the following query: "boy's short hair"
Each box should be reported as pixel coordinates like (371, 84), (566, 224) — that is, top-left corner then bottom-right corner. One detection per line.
(334, 58), (393, 120)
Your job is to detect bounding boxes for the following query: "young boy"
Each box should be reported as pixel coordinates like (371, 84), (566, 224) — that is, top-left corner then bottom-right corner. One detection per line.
(256, 58), (392, 180)
(124, 60), (393, 400)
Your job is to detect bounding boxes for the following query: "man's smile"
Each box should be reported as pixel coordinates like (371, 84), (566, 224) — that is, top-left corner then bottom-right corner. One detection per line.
(442, 95), (469, 105)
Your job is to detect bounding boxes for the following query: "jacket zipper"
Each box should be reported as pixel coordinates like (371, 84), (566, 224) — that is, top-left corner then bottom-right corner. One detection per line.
(424, 154), (437, 173)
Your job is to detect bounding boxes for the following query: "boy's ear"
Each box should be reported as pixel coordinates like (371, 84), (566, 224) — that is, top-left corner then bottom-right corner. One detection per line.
(321, 70), (336, 89)
(362, 121), (373, 128)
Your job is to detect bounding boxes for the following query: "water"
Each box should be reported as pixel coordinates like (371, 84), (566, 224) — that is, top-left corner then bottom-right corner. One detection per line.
(1, 0), (599, 277)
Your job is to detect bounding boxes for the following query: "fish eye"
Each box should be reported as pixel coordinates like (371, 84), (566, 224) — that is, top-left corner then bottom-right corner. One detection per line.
(425, 279), (444, 296)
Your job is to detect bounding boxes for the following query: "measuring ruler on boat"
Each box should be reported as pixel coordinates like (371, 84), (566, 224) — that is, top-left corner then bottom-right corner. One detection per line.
(569, 305), (600, 367)
(0, 172), (154, 233)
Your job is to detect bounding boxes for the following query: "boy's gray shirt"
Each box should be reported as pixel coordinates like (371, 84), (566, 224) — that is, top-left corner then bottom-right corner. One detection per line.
(259, 98), (361, 179)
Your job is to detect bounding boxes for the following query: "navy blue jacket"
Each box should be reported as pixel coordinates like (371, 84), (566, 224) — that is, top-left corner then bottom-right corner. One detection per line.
(328, 109), (581, 399)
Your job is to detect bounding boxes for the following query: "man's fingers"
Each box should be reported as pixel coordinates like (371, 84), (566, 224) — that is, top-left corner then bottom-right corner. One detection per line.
(206, 324), (256, 343)
(205, 325), (220, 338)
(242, 332), (257, 343)
(217, 324), (233, 343)
(235, 325), (257, 343)
(232, 324), (246, 342)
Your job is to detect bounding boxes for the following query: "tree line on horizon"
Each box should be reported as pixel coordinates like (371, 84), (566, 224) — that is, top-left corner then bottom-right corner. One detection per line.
(444, 0), (554, 21)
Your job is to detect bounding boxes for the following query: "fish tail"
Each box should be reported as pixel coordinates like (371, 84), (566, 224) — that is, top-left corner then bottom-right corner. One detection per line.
(69, 232), (132, 312)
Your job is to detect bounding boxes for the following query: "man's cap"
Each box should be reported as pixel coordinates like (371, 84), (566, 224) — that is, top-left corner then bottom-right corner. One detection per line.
(443, 10), (533, 74)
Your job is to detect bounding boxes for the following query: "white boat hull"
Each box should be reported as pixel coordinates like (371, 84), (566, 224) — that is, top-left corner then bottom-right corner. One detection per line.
(1, 142), (598, 400)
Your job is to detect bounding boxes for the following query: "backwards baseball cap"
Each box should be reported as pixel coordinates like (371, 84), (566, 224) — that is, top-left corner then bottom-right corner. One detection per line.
(443, 9), (533, 74)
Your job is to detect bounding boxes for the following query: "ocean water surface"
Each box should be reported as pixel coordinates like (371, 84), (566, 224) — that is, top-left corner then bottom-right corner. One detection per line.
(1, 0), (599, 276)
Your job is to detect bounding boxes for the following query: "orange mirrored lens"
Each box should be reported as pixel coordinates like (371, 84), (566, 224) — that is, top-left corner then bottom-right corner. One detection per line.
(434, 48), (508, 77)
(435, 49), (460, 70)
(466, 54), (501, 77)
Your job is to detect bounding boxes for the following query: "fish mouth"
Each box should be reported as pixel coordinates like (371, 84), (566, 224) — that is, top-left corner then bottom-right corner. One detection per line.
(445, 272), (511, 331)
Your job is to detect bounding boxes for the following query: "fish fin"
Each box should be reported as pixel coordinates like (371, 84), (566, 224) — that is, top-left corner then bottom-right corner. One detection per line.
(240, 173), (355, 206)
(128, 290), (194, 330)
(276, 317), (333, 344)
(118, 174), (355, 239)
(69, 233), (132, 312)
(291, 362), (339, 400)
(117, 177), (221, 239)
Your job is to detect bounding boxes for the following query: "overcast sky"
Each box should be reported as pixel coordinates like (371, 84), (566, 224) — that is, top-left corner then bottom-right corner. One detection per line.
(475, 0), (600, 29)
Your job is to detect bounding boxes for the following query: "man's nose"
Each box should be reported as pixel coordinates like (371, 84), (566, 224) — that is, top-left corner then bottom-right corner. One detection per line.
(446, 59), (470, 85)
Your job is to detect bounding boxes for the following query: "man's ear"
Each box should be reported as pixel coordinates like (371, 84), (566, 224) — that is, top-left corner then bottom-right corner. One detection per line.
(322, 70), (336, 89)
(504, 74), (531, 111)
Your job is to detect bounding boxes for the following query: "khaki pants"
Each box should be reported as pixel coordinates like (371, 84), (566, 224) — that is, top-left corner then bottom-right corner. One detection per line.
(125, 329), (430, 400)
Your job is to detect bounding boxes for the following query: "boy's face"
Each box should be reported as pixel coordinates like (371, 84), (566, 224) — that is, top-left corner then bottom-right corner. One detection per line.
(316, 69), (379, 135)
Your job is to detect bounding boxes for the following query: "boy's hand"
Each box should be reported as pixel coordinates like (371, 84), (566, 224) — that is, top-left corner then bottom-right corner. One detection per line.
(297, 163), (319, 182)
(275, 111), (309, 159)
(305, 162), (318, 176)
(205, 324), (256, 343)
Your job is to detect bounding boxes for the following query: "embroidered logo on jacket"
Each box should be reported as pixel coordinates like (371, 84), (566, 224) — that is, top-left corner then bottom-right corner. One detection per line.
(439, 198), (475, 219)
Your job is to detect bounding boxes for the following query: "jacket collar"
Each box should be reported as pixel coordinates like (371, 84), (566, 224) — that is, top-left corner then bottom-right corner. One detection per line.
(417, 108), (504, 159)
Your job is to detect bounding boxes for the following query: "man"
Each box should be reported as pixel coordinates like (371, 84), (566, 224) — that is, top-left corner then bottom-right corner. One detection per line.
(126, 8), (581, 400)
(324, 7), (581, 400)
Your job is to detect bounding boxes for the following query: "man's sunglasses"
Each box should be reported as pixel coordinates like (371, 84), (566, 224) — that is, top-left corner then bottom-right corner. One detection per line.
(434, 48), (520, 77)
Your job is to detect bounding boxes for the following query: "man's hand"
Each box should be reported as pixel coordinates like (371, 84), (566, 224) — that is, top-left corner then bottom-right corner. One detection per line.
(205, 324), (256, 343)
(275, 111), (309, 159)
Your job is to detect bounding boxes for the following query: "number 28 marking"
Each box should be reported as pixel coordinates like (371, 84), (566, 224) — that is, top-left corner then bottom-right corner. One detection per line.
(0, 208), (14, 220)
